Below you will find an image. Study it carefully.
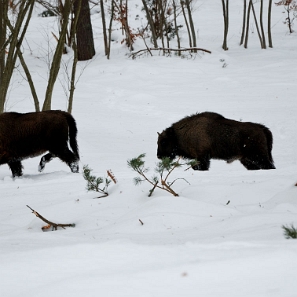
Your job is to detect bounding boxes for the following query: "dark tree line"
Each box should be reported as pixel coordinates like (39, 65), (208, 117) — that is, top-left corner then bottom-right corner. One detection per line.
(0, 0), (290, 114)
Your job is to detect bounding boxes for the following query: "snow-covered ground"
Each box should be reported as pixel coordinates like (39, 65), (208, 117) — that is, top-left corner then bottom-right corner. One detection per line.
(1, 1), (297, 296)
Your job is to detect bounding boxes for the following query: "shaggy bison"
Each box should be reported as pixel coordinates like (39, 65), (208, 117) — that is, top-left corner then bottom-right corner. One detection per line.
(157, 112), (275, 170)
(0, 110), (80, 177)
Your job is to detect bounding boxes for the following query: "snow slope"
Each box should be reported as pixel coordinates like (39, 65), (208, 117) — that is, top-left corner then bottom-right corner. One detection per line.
(1, 1), (297, 296)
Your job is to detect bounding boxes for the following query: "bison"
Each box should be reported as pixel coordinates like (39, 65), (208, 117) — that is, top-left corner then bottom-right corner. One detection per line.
(0, 110), (80, 177)
(157, 112), (275, 170)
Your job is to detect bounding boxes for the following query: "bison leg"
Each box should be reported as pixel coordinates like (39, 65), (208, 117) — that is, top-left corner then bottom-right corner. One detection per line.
(38, 153), (55, 172)
(8, 160), (23, 177)
(241, 156), (275, 170)
(193, 157), (210, 171)
(256, 158), (276, 170)
(240, 158), (261, 170)
(55, 147), (79, 173)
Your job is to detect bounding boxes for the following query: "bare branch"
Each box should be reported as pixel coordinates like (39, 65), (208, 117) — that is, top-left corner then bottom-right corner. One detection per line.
(129, 47), (211, 59)
(27, 205), (75, 231)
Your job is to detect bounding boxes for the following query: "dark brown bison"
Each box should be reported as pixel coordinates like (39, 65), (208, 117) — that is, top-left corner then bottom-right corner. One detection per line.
(0, 110), (80, 177)
(157, 112), (275, 170)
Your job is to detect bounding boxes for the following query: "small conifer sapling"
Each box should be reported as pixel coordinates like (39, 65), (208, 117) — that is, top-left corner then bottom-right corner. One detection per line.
(83, 165), (116, 198)
(282, 224), (297, 239)
(127, 153), (198, 197)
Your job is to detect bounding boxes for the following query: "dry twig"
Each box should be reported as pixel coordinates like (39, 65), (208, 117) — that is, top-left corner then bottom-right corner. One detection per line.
(26, 205), (75, 231)
(129, 47), (211, 59)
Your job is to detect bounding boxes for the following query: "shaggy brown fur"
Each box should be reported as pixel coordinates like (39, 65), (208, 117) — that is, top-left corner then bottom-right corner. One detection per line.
(0, 110), (80, 177)
(157, 112), (275, 170)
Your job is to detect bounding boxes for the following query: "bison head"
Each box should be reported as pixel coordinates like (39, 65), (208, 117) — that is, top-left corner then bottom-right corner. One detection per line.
(157, 127), (178, 160)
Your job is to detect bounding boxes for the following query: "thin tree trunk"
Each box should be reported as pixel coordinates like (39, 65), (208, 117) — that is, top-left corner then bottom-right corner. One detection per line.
(173, 0), (181, 55)
(221, 0), (229, 50)
(158, 0), (166, 54)
(185, 0), (197, 52)
(244, 0), (252, 48)
(181, 1), (192, 48)
(259, 0), (266, 48)
(43, 0), (71, 111)
(251, 2), (263, 48)
(68, 0), (82, 114)
(17, 49), (40, 111)
(107, 0), (115, 59)
(267, 0), (273, 47)
(0, 0), (8, 112)
(240, 0), (247, 45)
(100, 0), (109, 56)
(285, 5), (293, 33)
(142, 0), (158, 48)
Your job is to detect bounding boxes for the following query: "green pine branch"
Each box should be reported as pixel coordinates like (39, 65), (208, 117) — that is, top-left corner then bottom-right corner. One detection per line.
(282, 224), (297, 239)
(127, 153), (197, 197)
(82, 165), (111, 198)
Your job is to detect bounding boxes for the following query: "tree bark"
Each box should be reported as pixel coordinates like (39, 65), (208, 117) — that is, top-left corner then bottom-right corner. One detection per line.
(74, 0), (95, 61)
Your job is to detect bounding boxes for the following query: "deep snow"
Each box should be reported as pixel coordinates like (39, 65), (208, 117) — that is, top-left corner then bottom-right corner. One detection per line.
(1, 1), (297, 296)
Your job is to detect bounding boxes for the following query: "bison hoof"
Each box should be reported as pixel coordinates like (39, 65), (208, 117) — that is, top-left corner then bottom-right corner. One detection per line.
(38, 164), (45, 172)
(70, 162), (79, 173)
(192, 165), (199, 170)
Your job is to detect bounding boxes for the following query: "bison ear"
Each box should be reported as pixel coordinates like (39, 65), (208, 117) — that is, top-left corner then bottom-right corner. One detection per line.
(157, 132), (160, 136)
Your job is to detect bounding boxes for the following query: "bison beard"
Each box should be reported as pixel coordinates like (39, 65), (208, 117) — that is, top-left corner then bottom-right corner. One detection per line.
(0, 110), (80, 177)
(157, 112), (275, 171)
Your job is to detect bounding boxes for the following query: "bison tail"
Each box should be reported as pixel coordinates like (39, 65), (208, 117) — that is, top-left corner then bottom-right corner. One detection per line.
(65, 113), (80, 160)
(262, 126), (274, 164)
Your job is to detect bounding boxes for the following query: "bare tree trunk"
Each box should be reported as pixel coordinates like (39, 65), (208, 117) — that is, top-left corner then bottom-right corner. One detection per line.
(107, 0), (115, 59)
(124, 0), (133, 50)
(142, 0), (158, 48)
(181, 1), (192, 48)
(17, 49), (40, 111)
(43, 0), (72, 111)
(244, 0), (252, 48)
(74, 0), (95, 61)
(251, 2), (263, 48)
(68, 0), (82, 114)
(221, 0), (229, 50)
(100, 0), (109, 56)
(267, 0), (273, 47)
(240, 0), (247, 45)
(259, 0), (266, 49)
(158, 0), (166, 54)
(173, 0), (181, 55)
(185, 0), (197, 51)
(0, 0), (8, 111)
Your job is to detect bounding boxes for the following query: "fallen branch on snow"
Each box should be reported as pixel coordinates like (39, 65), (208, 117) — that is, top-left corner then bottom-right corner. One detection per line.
(26, 205), (75, 231)
(129, 47), (212, 59)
